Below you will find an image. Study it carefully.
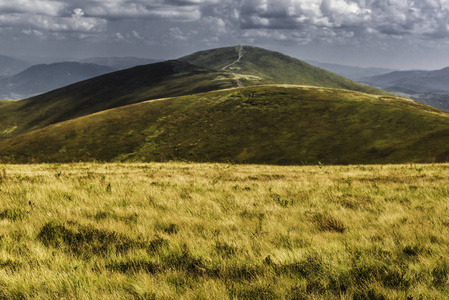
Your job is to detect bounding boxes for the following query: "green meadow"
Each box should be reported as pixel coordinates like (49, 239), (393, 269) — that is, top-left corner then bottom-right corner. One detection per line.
(1, 162), (449, 299)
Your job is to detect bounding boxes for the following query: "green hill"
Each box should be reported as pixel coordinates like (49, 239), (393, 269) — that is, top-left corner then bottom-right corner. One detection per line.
(2, 85), (449, 164)
(180, 46), (387, 94)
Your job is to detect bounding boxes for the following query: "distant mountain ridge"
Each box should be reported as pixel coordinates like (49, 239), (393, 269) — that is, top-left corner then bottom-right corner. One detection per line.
(361, 67), (449, 94)
(79, 57), (159, 70)
(0, 54), (31, 77)
(305, 60), (395, 81)
(0, 62), (115, 100)
(360, 67), (449, 112)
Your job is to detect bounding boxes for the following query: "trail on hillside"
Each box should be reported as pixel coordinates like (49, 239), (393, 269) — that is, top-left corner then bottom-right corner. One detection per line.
(222, 46), (244, 87)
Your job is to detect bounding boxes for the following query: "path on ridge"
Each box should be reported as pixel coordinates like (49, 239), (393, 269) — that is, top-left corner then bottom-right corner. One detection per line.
(222, 46), (244, 87)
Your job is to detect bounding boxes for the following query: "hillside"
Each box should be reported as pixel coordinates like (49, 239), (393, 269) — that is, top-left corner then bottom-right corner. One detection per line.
(2, 85), (449, 164)
(0, 60), (236, 142)
(0, 62), (115, 100)
(0, 99), (14, 106)
(180, 46), (388, 95)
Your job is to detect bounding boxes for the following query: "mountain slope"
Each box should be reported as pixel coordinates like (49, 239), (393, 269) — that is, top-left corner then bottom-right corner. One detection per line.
(1, 85), (449, 164)
(80, 57), (159, 70)
(0, 99), (14, 106)
(0, 62), (115, 100)
(180, 46), (389, 95)
(0, 60), (237, 142)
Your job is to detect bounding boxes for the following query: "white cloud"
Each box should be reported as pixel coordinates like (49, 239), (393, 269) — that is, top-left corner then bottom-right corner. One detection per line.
(77, 0), (207, 21)
(132, 30), (143, 39)
(169, 27), (188, 40)
(0, 12), (106, 33)
(73, 8), (85, 18)
(0, 0), (66, 16)
(116, 32), (125, 40)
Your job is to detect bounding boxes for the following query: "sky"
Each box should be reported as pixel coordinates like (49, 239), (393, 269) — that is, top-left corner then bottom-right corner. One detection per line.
(1, 0), (449, 70)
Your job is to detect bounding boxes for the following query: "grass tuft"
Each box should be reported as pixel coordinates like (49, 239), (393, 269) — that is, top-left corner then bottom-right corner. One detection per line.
(310, 212), (346, 233)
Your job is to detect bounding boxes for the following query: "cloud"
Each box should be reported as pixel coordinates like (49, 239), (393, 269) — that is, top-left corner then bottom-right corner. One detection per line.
(238, 0), (449, 42)
(169, 27), (188, 40)
(76, 0), (215, 21)
(0, 0), (216, 41)
(0, 9), (106, 34)
(0, 0), (66, 16)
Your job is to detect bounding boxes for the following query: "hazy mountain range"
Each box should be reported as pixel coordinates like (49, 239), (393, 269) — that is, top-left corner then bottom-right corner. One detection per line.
(1, 45), (449, 164)
(0, 56), (161, 100)
(360, 68), (449, 94)
(0, 62), (114, 100)
(0, 54), (31, 77)
(79, 57), (159, 70)
(304, 61), (449, 112)
(359, 68), (449, 111)
(305, 60), (395, 81)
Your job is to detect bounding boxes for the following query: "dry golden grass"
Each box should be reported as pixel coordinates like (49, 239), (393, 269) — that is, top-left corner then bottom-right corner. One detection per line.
(0, 162), (449, 299)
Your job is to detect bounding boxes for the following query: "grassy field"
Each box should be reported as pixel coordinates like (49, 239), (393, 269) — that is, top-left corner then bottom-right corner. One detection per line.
(0, 162), (449, 298)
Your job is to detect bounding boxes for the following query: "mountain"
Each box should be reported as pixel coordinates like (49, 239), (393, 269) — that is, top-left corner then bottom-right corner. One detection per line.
(0, 54), (31, 77)
(0, 46), (387, 143)
(0, 62), (115, 100)
(1, 85), (449, 164)
(305, 60), (395, 81)
(180, 46), (387, 94)
(4, 45), (448, 165)
(361, 67), (449, 94)
(80, 57), (159, 70)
